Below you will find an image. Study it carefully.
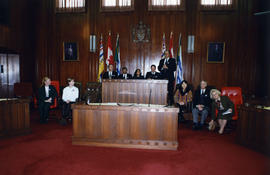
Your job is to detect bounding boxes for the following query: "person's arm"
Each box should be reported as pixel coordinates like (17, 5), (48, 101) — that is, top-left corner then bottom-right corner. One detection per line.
(158, 59), (163, 72)
(62, 88), (67, 102)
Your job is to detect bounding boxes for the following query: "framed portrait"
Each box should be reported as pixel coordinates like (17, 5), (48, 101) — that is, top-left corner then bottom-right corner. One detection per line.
(207, 42), (225, 63)
(63, 42), (79, 61)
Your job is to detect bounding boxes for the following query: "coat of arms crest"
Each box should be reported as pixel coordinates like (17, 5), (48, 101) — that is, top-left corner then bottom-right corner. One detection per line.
(132, 21), (151, 43)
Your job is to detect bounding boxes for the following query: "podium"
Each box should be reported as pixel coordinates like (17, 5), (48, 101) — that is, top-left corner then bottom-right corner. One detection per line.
(102, 79), (168, 105)
(0, 98), (31, 137)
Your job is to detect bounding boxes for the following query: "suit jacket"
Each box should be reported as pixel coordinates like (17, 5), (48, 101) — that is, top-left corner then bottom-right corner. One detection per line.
(38, 85), (58, 105)
(192, 87), (211, 110)
(211, 96), (235, 120)
(102, 71), (118, 79)
(158, 58), (176, 81)
(145, 71), (161, 79)
(118, 73), (132, 79)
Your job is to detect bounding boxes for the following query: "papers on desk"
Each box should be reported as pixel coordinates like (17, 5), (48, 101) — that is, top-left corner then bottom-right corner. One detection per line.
(0, 98), (18, 101)
(263, 106), (270, 110)
(222, 109), (232, 115)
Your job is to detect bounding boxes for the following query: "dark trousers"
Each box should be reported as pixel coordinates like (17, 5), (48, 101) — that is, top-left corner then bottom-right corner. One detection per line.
(62, 102), (75, 119)
(168, 80), (174, 105)
(39, 102), (51, 123)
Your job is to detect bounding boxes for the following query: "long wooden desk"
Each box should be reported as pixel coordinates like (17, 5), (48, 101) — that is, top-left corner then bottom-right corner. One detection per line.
(102, 79), (168, 105)
(237, 105), (270, 156)
(72, 103), (179, 150)
(0, 98), (31, 137)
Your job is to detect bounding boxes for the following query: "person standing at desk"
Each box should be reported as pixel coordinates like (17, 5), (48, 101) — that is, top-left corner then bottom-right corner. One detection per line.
(102, 64), (118, 79)
(146, 65), (160, 79)
(38, 77), (58, 124)
(158, 50), (176, 106)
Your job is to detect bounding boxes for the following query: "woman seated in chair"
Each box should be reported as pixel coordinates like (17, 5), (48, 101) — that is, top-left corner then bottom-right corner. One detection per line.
(133, 69), (144, 79)
(209, 89), (234, 134)
(61, 78), (79, 123)
(38, 77), (58, 124)
(174, 80), (193, 123)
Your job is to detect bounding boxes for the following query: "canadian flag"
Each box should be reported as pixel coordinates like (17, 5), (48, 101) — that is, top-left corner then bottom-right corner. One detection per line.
(106, 32), (114, 70)
(169, 32), (174, 58)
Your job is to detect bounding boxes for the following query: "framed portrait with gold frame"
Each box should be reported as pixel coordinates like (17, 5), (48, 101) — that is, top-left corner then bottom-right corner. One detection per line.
(207, 42), (225, 63)
(63, 42), (79, 61)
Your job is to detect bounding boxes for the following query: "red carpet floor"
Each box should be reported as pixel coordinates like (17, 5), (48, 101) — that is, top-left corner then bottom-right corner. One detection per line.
(0, 111), (269, 175)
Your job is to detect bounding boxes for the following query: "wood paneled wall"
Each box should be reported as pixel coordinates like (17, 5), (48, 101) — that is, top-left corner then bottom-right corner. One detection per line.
(1, 0), (266, 96)
(0, 0), (37, 84)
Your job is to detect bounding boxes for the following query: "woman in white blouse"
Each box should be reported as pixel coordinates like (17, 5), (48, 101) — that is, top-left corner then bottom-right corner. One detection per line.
(62, 78), (79, 121)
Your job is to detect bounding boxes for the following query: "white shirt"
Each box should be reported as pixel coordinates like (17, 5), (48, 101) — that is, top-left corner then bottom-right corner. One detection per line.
(123, 74), (127, 79)
(62, 86), (79, 102)
(201, 89), (205, 95)
(45, 86), (49, 97)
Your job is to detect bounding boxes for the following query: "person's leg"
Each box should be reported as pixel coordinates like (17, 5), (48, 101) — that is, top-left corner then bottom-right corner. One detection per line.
(200, 109), (209, 126)
(62, 102), (68, 119)
(219, 119), (227, 134)
(39, 102), (45, 123)
(167, 81), (174, 106)
(192, 108), (200, 129)
(43, 103), (51, 123)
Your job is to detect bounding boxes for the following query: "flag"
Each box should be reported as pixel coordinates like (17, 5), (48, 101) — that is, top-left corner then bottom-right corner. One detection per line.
(106, 32), (114, 70)
(97, 34), (105, 82)
(114, 34), (121, 75)
(169, 32), (174, 58)
(176, 34), (183, 84)
(161, 33), (166, 59)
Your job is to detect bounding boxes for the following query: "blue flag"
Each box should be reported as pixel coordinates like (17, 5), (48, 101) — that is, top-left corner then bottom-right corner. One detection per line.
(176, 34), (183, 84)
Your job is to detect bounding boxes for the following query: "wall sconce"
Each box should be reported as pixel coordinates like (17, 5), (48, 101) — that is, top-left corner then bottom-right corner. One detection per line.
(90, 35), (96, 52)
(187, 35), (195, 53)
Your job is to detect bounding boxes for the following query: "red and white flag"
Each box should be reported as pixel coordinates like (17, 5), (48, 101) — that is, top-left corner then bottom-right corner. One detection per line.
(169, 32), (174, 58)
(106, 32), (114, 70)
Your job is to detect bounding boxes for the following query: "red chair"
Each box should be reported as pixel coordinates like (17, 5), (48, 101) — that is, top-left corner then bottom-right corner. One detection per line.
(221, 87), (243, 120)
(33, 80), (60, 109)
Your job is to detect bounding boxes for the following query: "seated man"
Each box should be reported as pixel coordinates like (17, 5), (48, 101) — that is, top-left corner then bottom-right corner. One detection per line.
(192, 80), (211, 130)
(118, 67), (132, 79)
(102, 64), (118, 79)
(145, 64), (161, 79)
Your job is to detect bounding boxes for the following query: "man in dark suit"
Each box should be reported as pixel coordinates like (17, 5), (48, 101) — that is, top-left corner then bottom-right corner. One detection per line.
(192, 80), (212, 130)
(158, 50), (176, 106)
(118, 67), (132, 79)
(102, 64), (118, 79)
(38, 77), (58, 124)
(146, 64), (161, 79)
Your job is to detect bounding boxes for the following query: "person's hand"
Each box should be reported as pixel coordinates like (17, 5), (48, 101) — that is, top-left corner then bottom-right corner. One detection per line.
(228, 108), (232, 112)
(163, 64), (168, 69)
(66, 100), (70, 104)
(179, 102), (184, 105)
(45, 98), (52, 103)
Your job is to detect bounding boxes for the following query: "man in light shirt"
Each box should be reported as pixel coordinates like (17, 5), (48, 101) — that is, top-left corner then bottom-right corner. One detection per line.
(61, 78), (79, 123)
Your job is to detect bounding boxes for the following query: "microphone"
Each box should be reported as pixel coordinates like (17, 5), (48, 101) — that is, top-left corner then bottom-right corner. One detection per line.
(148, 89), (152, 107)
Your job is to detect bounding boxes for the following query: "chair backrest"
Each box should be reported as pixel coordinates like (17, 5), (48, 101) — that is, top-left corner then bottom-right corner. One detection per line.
(50, 81), (60, 109)
(221, 87), (243, 120)
(74, 81), (82, 101)
(85, 82), (102, 103)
